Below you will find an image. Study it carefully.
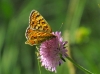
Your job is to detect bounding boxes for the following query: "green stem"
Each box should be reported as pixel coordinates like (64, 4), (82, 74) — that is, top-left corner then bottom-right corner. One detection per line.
(66, 56), (94, 74)
(37, 59), (41, 74)
(36, 46), (41, 74)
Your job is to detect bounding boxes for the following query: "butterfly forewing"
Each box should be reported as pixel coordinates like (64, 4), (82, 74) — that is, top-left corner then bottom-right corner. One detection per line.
(29, 10), (52, 33)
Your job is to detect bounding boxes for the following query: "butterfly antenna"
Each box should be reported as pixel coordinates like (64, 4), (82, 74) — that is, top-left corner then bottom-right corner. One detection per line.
(58, 23), (63, 31)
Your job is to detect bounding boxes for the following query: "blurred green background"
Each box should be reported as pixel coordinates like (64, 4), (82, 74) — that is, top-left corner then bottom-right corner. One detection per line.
(0, 0), (100, 74)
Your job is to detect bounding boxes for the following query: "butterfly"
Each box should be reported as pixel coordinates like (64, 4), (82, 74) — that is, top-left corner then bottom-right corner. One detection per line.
(25, 10), (56, 46)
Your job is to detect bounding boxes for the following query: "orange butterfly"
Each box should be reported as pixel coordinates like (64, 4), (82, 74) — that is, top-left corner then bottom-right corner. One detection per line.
(25, 10), (56, 46)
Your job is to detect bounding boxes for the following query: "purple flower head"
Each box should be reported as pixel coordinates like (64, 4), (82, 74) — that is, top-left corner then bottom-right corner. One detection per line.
(39, 32), (68, 73)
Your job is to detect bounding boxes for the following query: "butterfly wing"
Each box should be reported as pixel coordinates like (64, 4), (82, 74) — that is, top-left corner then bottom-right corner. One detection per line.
(25, 27), (55, 46)
(25, 10), (55, 46)
(29, 10), (52, 33)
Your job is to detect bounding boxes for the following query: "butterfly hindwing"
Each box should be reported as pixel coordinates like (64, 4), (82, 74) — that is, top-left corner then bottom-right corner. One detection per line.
(25, 27), (55, 46)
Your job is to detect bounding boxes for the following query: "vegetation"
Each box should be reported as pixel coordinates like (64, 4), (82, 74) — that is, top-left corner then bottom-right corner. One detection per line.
(0, 0), (100, 74)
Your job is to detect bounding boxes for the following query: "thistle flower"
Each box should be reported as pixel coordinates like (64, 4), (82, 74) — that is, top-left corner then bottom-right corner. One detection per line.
(38, 32), (68, 73)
